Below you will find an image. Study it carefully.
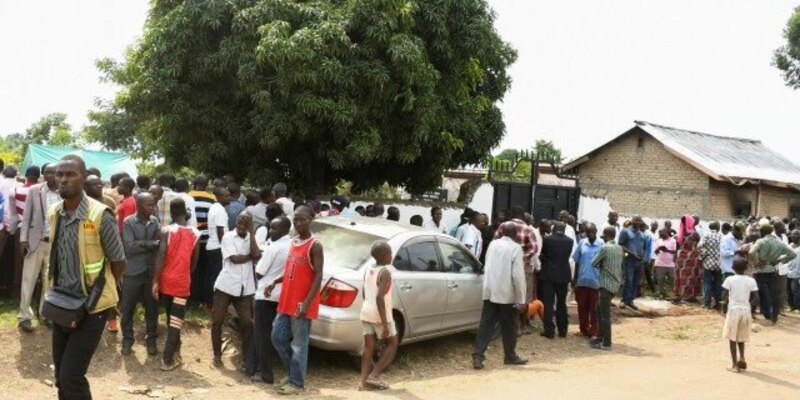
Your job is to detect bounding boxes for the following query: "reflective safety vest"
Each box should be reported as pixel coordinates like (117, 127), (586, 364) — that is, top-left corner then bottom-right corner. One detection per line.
(48, 196), (119, 314)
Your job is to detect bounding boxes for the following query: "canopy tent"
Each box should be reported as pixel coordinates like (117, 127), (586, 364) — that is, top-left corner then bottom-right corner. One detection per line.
(22, 144), (137, 179)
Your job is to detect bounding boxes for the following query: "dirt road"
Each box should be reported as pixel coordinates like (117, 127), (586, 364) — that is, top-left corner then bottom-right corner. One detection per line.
(0, 308), (798, 399)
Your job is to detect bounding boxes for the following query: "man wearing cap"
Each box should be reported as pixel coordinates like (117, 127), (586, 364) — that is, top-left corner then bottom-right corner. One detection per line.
(331, 196), (358, 217)
(749, 220), (796, 324)
(18, 163), (59, 332)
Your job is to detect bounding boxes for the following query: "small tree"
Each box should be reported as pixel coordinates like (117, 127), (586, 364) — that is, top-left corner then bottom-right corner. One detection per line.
(774, 6), (800, 90)
(533, 139), (562, 163)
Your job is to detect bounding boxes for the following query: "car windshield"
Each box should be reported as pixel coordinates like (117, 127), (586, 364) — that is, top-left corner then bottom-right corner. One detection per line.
(311, 222), (384, 270)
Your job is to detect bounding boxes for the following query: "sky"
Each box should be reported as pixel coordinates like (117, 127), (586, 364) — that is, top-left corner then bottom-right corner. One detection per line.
(1, 0), (799, 161)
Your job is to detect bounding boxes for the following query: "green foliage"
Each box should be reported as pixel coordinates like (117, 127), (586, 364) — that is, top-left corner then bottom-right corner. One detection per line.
(91, 0), (516, 195)
(20, 113), (83, 154)
(533, 139), (562, 163)
(496, 148), (519, 162)
(136, 160), (198, 180)
(774, 5), (800, 90)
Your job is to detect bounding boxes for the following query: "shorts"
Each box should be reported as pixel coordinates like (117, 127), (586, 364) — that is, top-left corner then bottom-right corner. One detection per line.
(362, 320), (397, 338)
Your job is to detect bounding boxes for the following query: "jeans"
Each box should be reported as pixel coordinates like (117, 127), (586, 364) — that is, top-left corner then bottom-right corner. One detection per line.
(272, 313), (312, 388)
(790, 278), (800, 311)
(754, 273), (782, 322)
(540, 280), (569, 337)
(52, 310), (108, 400)
(160, 295), (187, 363)
(655, 267), (675, 299)
(120, 272), (158, 347)
(597, 289), (613, 347)
(251, 300), (278, 383)
(472, 301), (518, 361)
(622, 259), (642, 305)
(211, 291), (253, 361)
(702, 269), (723, 308)
(575, 287), (599, 337)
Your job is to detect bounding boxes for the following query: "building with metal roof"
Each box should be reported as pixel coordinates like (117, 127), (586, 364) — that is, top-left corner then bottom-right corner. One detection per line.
(564, 121), (800, 220)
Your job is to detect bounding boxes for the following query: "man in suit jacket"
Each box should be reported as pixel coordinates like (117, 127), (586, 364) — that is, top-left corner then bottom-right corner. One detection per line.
(539, 221), (575, 339)
(18, 163), (60, 332)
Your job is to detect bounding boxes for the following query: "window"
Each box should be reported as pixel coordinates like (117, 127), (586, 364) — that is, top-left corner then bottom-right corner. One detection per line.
(311, 222), (382, 270)
(637, 136), (645, 149)
(734, 202), (752, 219)
(395, 241), (441, 272)
(438, 241), (480, 274)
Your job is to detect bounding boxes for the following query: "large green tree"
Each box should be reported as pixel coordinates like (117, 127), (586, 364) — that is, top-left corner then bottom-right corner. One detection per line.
(774, 5), (800, 90)
(90, 0), (516, 193)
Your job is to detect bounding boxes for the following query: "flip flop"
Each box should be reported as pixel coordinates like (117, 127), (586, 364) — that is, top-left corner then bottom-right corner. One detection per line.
(366, 378), (390, 390)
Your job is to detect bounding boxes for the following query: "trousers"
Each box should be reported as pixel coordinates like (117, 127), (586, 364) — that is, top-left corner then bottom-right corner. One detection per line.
(541, 280), (569, 336)
(472, 301), (518, 360)
(755, 272), (782, 322)
(211, 290), (253, 361)
(52, 310), (108, 399)
(575, 286), (599, 337)
(597, 289), (614, 347)
(120, 272), (159, 347)
(19, 241), (50, 321)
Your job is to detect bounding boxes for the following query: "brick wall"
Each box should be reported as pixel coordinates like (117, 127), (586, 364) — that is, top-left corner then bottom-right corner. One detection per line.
(578, 131), (711, 218)
(576, 130), (800, 220)
(758, 185), (797, 217)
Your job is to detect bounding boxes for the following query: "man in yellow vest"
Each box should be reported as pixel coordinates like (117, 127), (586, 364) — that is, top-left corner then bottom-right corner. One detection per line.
(49, 154), (126, 399)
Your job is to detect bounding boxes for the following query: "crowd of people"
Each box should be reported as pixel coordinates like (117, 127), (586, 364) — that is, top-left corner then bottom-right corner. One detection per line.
(2, 155), (799, 398)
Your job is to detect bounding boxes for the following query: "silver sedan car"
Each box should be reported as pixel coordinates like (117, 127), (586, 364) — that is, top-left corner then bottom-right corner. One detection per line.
(309, 216), (485, 355)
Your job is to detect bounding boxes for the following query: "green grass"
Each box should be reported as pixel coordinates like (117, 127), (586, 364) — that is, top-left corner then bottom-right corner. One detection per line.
(0, 298), (213, 329)
(0, 299), (18, 328)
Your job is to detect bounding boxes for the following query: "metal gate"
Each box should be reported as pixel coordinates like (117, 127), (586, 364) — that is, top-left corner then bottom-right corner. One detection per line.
(488, 151), (580, 222)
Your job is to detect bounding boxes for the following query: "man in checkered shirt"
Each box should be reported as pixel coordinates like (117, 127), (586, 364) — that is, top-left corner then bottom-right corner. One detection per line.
(494, 206), (539, 332)
(699, 221), (724, 309)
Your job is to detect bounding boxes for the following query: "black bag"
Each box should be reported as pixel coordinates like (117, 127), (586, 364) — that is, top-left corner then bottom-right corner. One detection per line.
(42, 287), (88, 329)
(41, 213), (108, 329)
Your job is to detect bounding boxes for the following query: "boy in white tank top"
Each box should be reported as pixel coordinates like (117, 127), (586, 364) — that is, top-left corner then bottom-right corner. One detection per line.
(359, 242), (398, 391)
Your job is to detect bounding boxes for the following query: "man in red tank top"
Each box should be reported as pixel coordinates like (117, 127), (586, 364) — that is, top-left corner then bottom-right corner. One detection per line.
(270, 205), (324, 396)
(151, 198), (200, 371)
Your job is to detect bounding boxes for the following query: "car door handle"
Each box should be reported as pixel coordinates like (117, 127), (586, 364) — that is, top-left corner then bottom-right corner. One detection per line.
(447, 282), (458, 289)
(400, 283), (414, 291)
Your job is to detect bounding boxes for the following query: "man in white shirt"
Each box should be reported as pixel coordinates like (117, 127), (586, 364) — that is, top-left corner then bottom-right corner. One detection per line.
(250, 216), (292, 384)
(212, 212), (260, 369)
(423, 206), (449, 234)
(272, 182), (295, 218)
(174, 178), (198, 228)
(456, 211), (484, 260)
(471, 222), (527, 370)
(205, 187), (231, 307)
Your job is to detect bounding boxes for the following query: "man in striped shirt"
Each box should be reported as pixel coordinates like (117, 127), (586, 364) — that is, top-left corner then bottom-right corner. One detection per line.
(188, 175), (216, 305)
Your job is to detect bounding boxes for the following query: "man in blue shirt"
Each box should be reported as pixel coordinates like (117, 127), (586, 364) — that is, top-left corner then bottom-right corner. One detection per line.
(618, 216), (646, 310)
(225, 183), (247, 230)
(572, 223), (603, 338)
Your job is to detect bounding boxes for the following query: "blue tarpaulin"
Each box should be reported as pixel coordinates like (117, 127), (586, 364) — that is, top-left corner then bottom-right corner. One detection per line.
(22, 144), (137, 179)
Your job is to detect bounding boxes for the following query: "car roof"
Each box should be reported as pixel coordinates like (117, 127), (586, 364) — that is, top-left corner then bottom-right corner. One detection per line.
(313, 216), (429, 240)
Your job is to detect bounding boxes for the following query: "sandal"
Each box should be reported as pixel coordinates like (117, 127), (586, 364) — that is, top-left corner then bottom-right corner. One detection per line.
(737, 360), (747, 371)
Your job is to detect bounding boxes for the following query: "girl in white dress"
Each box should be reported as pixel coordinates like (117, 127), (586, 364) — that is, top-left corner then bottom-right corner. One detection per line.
(721, 257), (759, 372)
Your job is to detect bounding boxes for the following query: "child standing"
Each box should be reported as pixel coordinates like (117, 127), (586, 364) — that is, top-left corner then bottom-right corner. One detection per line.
(654, 229), (678, 299)
(151, 198), (201, 371)
(722, 256), (759, 372)
(359, 242), (399, 391)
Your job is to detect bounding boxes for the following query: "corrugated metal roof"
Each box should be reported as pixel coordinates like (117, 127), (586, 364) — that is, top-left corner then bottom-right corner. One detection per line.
(564, 121), (800, 188)
(635, 121), (800, 187)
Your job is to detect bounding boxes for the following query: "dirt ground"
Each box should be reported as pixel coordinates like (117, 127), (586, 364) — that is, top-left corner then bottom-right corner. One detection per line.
(0, 304), (798, 400)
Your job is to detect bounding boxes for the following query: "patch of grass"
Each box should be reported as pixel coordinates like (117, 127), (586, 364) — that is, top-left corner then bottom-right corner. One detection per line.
(0, 299), (19, 328)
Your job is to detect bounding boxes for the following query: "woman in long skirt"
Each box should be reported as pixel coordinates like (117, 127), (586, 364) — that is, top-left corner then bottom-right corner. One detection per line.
(674, 232), (703, 302)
